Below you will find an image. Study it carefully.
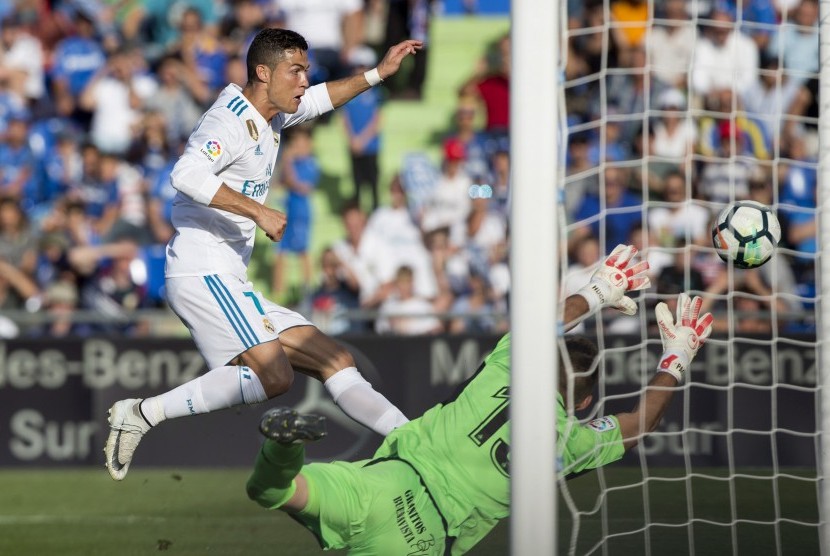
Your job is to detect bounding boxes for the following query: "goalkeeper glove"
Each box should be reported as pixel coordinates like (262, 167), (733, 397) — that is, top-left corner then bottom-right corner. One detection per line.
(577, 244), (651, 316)
(655, 293), (714, 382)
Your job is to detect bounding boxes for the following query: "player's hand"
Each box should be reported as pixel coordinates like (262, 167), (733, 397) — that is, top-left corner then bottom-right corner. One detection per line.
(257, 206), (287, 242)
(377, 39), (424, 80)
(577, 244), (651, 316)
(655, 293), (713, 382)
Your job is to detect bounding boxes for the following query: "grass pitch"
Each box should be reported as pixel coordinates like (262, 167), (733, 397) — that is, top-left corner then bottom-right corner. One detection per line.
(0, 467), (818, 555)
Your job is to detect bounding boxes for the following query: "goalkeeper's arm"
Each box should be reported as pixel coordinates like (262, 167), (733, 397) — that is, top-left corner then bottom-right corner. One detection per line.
(564, 244), (651, 329)
(615, 293), (713, 451)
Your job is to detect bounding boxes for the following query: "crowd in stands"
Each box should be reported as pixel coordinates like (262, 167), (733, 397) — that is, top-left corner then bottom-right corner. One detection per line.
(562, 0), (818, 335)
(0, 0), (820, 338)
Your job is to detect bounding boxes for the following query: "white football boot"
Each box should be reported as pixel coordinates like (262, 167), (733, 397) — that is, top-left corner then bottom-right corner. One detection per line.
(104, 399), (152, 480)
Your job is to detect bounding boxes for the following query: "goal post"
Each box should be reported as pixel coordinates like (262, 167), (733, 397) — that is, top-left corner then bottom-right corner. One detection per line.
(818, 0), (830, 551)
(509, 0), (560, 555)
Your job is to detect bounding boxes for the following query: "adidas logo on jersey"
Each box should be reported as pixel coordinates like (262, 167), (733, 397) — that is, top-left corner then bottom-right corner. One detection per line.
(254, 145), (263, 156)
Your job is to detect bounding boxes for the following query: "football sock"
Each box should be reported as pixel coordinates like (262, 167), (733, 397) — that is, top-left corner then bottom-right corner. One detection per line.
(246, 441), (305, 509)
(323, 367), (409, 436)
(140, 366), (267, 425)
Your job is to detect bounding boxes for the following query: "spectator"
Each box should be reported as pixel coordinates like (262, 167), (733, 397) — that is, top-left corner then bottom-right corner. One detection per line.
(79, 47), (158, 155)
(146, 158), (178, 245)
(459, 33), (510, 140)
(0, 12), (45, 110)
(342, 46), (381, 210)
(445, 96), (490, 184)
(276, 0), (365, 85)
(98, 152), (151, 244)
(656, 242), (707, 299)
(331, 201), (387, 309)
(610, 0), (648, 49)
(741, 54), (811, 148)
(384, 0), (433, 100)
(572, 166), (643, 254)
(768, 0), (819, 76)
(49, 7), (106, 126)
(691, 8), (759, 98)
(364, 174), (439, 303)
(418, 137), (473, 235)
(272, 126), (319, 301)
(375, 265), (444, 335)
(651, 88), (696, 163)
(0, 110), (36, 204)
(698, 92), (771, 160)
(0, 195), (37, 275)
(41, 128), (83, 211)
(778, 134), (817, 293)
(144, 55), (208, 145)
(167, 7), (228, 96)
(719, 0), (778, 51)
(648, 0), (695, 89)
(28, 279), (93, 338)
(448, 271), (506, 334)
(488, 148), (510, 221)
(648, 171), (711, 248)
(219, 0), (267, 58)
(697, 119), (759, 203)
(451, 194), (507, 280)
(564, 131), (598, 218)
(307, 247), (364, 335)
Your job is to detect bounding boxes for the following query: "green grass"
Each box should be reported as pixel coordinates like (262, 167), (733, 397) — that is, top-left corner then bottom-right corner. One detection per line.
(0, 467), (819, 555)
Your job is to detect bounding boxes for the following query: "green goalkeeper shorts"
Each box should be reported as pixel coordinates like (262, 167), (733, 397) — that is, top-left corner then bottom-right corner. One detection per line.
(295, 457), (448, 555)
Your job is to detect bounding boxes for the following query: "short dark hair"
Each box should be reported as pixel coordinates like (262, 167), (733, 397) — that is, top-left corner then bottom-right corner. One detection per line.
(558, 336), (599, 404)
(246, 28), (308, 82)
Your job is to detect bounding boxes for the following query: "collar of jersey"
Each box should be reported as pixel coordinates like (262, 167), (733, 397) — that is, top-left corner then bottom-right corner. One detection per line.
(224, 83), (269, 133)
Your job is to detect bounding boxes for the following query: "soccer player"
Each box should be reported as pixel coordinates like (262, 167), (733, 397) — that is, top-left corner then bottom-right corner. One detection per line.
(245, 245), (715, 554)
(104, 29), (423, 481)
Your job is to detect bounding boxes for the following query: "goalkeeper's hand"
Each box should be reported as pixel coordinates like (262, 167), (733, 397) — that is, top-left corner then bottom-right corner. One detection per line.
(655, 293), (714, 382)
(577, 244), (651, 316)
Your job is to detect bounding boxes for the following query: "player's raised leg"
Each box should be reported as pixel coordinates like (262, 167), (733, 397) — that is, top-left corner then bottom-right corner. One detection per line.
(276, 324), (410, 436)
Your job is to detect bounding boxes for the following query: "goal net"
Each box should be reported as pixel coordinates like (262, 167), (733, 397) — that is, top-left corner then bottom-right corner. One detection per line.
(552, 0), (825, 553)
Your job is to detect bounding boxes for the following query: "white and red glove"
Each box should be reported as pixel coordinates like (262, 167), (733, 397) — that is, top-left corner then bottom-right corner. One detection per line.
(577, 244), (651, 316)
(655, 293), (714, 382)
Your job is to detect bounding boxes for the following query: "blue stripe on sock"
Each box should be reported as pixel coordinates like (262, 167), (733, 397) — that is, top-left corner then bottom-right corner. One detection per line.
(204, 276), (252, 349)
(214, 276), (260, 344)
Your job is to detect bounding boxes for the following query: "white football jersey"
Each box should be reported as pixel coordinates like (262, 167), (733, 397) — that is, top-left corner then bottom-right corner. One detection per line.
(165, 83), (333, 278)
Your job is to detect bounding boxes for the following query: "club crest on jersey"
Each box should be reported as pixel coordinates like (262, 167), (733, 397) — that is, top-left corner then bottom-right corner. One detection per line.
(588, 417), (617, 432)
(246, 119), (259, 141)
(200, 140), (222, 162)
(273, 131), (280, 146)
(263, 319), (275, 334)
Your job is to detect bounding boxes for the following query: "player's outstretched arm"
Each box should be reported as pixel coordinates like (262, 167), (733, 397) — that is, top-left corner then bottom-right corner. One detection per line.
(564, 244), (651, 329)
(615, 293), (713, 450)
(325, 40), (423, 108)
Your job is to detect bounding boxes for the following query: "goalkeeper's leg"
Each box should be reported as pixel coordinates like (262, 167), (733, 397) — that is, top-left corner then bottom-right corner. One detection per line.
(247, 408), (327, 511)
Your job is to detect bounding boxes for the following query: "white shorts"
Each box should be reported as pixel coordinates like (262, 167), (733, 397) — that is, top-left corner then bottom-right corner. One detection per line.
(166, 274), (313, 369)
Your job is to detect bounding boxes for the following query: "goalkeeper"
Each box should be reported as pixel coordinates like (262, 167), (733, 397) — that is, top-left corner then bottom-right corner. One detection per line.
(246, 245), (714, 555)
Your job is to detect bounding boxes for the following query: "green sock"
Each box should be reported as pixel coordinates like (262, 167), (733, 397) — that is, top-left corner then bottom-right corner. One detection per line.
(246, 441), (305, 509)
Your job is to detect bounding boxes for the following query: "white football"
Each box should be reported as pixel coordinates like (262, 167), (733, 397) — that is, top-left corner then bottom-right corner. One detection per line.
(711, 200), (781, 269)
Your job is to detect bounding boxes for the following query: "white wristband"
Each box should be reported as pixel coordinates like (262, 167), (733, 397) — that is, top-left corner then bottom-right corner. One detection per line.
(364, 68), (383, 87)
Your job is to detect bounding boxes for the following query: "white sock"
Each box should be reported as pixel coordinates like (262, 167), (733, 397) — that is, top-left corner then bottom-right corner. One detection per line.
(140, 366), (268, 425)
(324, 367), (409, 436)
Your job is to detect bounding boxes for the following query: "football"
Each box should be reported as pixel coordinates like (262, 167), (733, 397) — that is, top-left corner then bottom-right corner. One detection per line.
(711, 200), (781, 269)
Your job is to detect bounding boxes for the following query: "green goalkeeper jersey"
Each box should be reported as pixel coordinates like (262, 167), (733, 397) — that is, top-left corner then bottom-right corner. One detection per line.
(373, 333), (625, 554)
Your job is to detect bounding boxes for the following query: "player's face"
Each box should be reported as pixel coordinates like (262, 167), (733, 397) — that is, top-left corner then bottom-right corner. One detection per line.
(266, 49), (310, 114)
